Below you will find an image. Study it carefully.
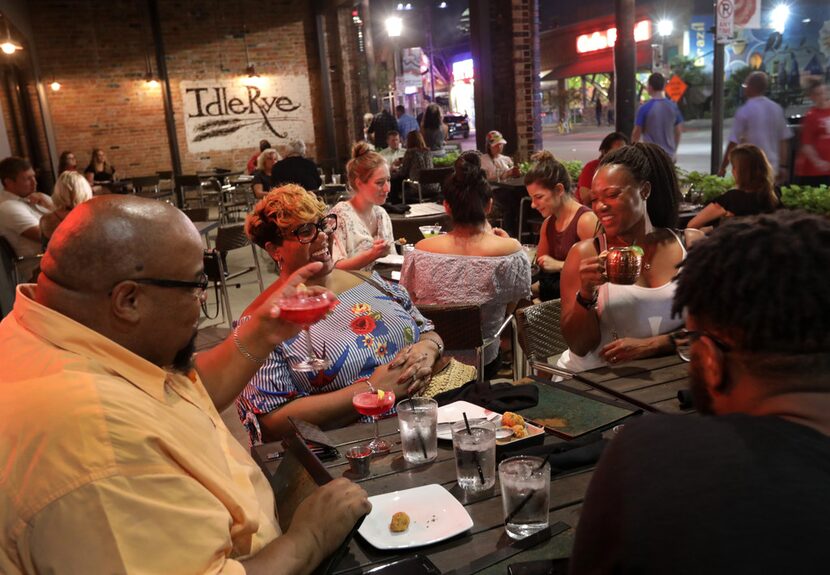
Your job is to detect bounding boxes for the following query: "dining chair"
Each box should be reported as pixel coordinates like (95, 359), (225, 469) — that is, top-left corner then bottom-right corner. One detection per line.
(178, 174), (207, 209)
(517, 196), (544, 244)
(401, 166), (452, 205)
(203, 224), (264, 328)
(130, 175), (161, 197)
(514, 298), (568, 378)
(417, 303), (514, 383)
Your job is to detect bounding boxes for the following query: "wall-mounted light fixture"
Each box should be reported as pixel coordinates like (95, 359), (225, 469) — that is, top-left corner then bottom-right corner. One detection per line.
(144, 53), (159, 87)
(49, 78), (61, 91)
(0, 15), (22, 54)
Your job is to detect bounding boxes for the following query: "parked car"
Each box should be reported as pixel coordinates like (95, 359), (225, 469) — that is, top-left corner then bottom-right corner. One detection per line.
(443, 114), (470, 140)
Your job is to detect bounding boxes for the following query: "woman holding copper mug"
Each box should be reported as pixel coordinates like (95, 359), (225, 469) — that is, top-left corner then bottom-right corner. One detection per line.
(558, 143), (704, 371)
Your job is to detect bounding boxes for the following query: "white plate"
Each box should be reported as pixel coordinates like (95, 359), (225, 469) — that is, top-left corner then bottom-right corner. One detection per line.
(436, 401), (498, 440)
(358, 484), (473, 550)
(376, 253), (404, 266)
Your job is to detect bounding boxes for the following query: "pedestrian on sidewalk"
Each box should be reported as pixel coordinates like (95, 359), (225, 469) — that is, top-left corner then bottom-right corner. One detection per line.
(631, 73), (684, 161)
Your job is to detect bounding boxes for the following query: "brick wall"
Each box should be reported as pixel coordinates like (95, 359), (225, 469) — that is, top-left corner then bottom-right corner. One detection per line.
(27, 0), (322, 177)
(512, 0), (541, 159)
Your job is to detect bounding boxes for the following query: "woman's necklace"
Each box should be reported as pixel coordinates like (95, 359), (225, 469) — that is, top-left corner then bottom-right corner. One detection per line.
(353, 201), (376, 233)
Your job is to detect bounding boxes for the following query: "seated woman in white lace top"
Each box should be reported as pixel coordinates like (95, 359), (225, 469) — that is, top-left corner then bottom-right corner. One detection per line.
(330, 142), (394, 271)
(400, 153), (531, 379)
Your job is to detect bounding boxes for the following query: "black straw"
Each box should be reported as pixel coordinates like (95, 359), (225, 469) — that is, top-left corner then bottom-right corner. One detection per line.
(407, 401), (428, 459)
(504, 454), (552, 524)
(462, 412), (486, 484)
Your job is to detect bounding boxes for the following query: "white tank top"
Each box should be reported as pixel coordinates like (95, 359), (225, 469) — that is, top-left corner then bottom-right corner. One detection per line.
(557, 230), (686, 372)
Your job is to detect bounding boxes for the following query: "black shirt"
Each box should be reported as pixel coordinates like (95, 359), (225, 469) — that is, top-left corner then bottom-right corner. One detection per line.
(570, 413), (830, 574)
(270, 156), (322, 192)
(367, 111), (399, 150)
(251, 170), (273, 193)
(712, 188), (774, 217)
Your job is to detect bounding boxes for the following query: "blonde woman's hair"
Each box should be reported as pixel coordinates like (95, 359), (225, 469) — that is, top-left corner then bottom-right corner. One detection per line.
(346, 141), (386, 192)
(256, 148), (280, 172)
(246, 183), (327, 248)
(52, 171), (93, 211)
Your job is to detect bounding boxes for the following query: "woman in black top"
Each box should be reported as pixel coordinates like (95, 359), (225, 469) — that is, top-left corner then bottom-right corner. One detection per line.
(687, 144), (778, 230)
(252, 148), (280, 199)
(83, 148), (116, 183)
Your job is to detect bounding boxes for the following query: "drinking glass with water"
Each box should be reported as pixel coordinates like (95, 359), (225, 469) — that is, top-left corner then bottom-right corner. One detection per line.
(397, 397), (438, 464)
(451, 419), (496, 492)
(499, 455), (550, 539)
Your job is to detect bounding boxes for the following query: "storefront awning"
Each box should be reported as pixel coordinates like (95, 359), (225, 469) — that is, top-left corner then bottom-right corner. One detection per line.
(543, 44), (653, 81)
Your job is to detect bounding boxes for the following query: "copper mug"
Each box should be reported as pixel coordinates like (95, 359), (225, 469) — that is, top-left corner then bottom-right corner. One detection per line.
(600, 247), (643, 285)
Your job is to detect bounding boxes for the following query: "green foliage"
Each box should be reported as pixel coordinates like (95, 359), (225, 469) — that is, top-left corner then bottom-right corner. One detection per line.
(518, 161), (532, 176)
(563, 160), (584, 183)
(677, 169), (734, 203)
(431, 152), (459, 167)
(781, 185), (830, 215)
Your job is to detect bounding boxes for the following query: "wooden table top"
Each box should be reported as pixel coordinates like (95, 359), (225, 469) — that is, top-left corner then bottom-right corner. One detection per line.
(252, 355), (692, 574)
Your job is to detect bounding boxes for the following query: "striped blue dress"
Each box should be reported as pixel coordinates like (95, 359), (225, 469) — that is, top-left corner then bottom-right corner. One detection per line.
(237, 273), (434, 445)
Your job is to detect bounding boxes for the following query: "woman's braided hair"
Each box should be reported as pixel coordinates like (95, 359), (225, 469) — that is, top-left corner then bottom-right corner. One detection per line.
(672, 210), (830, 368)
(599, 142), (681, 228)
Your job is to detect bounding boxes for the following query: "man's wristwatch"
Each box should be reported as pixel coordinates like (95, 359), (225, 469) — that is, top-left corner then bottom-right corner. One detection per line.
(575, 289), (599, 311)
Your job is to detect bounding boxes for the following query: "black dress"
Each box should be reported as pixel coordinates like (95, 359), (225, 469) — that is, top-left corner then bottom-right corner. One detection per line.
(712, 188), (775, 217)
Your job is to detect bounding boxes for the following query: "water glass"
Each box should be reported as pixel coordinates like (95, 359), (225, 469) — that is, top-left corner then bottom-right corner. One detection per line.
(397, 397), (438, 464)
(451, 419), (496, 492)
(331, 173), (341, 185)
(499, 456), (550, 540)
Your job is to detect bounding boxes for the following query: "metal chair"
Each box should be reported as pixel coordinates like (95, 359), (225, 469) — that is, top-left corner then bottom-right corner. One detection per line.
(130, 175), (161, 199)
(402, 166), (453, 204)
(417, 303), (514, 383)
(0, 237), (41, 317)
(181, 207), (210, 222)
(179, 174), (207, 209)
(203, 224), (264, 328)
(514, 299), (569, 378)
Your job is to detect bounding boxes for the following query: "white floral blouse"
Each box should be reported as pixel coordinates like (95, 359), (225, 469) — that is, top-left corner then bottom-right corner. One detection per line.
(330, 201), (394, 270)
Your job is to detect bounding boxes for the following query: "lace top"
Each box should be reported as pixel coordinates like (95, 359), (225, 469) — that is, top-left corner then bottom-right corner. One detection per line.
(400, 249), (531, 365)
(330, 201), (394, 270)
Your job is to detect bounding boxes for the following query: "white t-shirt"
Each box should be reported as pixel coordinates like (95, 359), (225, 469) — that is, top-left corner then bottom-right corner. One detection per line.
(480, 153), (514, 181)
(0, 189), (45, 258)
(729, 96), (793, 172)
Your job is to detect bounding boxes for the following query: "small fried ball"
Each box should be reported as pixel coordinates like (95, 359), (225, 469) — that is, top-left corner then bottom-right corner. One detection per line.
(389, 511), (410, 532)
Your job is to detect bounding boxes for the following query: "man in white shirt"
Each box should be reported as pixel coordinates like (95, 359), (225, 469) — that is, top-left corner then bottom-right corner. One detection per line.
(379, 131), (405, 167)
(718, 72), (793, 183)
(0, 157), (52, 279)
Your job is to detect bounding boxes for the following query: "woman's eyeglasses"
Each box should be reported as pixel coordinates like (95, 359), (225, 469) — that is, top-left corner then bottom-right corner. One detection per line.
(292, 214), (337, 244)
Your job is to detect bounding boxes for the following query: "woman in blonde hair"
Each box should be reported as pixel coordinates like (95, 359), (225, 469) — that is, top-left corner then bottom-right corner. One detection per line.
(687, 143), (778, 230)
(525, 150), (598, 300)
(40, 171), (94, 245)
(330, 142), (394, 270)
(237, 184), (443, 444)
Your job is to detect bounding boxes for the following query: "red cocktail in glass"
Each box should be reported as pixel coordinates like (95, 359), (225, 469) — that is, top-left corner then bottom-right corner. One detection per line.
(278, 291), (335, 371)
(353, 389), (396, 453)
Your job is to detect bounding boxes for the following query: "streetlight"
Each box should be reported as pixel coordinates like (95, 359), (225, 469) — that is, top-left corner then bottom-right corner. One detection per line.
(386, 16), (402, 38)
(657, 19), (673, 37)
(770, 4), (789, 34)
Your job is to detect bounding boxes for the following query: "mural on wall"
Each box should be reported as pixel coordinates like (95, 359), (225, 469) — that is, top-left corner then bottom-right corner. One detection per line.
(180, 77), (314, 153)
(724, 8), (829, 85)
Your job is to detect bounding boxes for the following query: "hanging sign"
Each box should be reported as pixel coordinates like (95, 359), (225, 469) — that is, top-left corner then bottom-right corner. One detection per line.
(716, 0), (735, 44)
(180, 77), (314, 153)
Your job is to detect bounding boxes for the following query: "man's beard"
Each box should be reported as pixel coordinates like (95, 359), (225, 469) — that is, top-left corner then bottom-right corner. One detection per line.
(171, 332), (198, 374)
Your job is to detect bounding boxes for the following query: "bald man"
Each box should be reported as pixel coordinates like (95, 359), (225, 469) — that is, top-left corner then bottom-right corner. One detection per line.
(0, 196), (370, 574)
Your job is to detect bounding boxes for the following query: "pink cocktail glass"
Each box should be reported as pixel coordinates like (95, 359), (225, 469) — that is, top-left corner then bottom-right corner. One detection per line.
(352, 389), (396, 454)
(278, 291), (335, 371)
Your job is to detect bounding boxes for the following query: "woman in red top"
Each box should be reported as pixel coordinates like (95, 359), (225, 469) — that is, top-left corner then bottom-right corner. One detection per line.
(795, 81), (830, 186)
(576, 132), (629, 205)
(526, 151), (598, 301)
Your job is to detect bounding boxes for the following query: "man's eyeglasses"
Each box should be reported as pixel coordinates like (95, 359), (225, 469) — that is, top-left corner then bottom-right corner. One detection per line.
(128, 272), (209, 296)
(292, 214), (337, 244)
(674, 329), (732, 362)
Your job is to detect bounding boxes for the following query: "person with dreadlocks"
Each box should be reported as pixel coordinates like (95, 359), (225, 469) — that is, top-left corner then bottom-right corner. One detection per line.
(558, 142), (703, 372)
(570, 210), (830, 573)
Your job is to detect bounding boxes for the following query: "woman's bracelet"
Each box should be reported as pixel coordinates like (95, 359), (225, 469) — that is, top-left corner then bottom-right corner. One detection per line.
(420, 336), (444, 358)
(353, 376), (374, 392)
(232, 320), (268, 364)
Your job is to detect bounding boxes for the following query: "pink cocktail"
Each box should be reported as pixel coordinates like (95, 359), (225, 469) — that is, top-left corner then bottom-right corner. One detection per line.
(352, 390), (396, 454)
(279, 298), (332, 327)
(278, 291), (336, 372)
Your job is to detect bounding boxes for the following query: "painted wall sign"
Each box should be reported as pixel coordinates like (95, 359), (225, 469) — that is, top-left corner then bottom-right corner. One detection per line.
(180, 77), (314, 153)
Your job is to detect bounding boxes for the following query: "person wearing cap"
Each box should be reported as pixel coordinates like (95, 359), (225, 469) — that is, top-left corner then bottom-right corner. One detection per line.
(480, 131), (519, 182)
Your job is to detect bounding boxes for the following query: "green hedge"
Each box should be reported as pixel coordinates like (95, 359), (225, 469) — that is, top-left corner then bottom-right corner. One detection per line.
(781, 185), (830, 215)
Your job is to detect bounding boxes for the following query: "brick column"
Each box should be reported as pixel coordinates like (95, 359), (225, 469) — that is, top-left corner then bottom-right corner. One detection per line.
(470, 0), (541, 162)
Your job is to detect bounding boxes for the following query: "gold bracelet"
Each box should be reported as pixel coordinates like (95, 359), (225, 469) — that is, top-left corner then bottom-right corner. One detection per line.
(232, 324), (268, 364)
